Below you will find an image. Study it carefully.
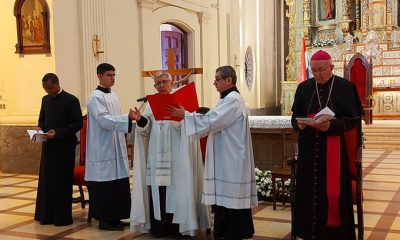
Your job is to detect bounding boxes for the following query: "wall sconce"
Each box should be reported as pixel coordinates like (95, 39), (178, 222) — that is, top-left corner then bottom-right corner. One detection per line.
(233, 55), (240, 67)
(92, 34), (104, 57)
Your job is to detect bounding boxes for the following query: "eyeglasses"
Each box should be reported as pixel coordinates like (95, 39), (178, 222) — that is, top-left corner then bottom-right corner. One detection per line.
(155, 80), (171, 87)
(214, 77), (226, 82)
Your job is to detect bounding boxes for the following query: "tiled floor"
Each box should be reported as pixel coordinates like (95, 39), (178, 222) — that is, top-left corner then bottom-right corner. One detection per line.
(0, 149), (399, 239)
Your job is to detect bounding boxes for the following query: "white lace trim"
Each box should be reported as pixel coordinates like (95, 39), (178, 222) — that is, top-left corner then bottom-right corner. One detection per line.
(248, 116), (292, 129)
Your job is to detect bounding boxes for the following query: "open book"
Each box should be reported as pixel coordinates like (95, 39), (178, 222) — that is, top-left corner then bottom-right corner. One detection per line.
(27, 130), (47, 142)
(146, 82), (199, 121)
(296, 107), (335, 124)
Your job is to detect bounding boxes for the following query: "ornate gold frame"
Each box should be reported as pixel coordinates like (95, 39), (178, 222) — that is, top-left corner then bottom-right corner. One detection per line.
(14, 0), (51, 54)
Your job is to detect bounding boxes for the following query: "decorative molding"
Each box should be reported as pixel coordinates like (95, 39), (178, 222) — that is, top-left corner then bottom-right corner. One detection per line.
(281, 81), (298, 116)
(137, 0), (166, 10)
(302, 0), (310, 26)
(138, 0), (210, 13)
(355, 0), (361, 30)
(197, 11), (212, 24)
(341, 0), (351, 35)
(0, 113), (38, 125)
(361, 0), (369, 31)
(285, 0), (296, 83)
(387, 0), (393, 26)
(342, 0), (351, 20)
(249, 116), (292, 129)
(302, 0), (310, 42)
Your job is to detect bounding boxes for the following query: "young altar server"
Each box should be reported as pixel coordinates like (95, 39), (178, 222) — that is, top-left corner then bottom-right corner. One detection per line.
(85, 63), (134, 231)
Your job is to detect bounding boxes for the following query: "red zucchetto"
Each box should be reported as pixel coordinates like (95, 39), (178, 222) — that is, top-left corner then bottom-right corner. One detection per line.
(310, 50), (331, 61)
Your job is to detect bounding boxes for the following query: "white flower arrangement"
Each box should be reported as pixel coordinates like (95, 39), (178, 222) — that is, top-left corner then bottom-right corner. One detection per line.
(312, 39), (336, 47)
(255, 167), (291, 200)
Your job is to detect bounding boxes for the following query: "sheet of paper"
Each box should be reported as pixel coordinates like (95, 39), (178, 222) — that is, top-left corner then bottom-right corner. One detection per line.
(315, 106), (335, 118)
(27, 130), (46, 142)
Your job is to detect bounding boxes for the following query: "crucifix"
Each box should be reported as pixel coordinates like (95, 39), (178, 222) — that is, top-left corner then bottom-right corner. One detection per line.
(141, 48), (203, 86)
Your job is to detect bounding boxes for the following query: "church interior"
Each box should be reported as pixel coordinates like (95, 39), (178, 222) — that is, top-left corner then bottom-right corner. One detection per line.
(1, 0), (400, 239)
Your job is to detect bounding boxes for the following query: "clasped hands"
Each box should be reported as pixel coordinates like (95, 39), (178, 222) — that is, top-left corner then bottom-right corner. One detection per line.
(129, 107), (142, 121)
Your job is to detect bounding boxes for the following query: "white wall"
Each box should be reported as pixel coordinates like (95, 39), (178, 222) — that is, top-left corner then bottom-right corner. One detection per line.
(53, 0), (82, 101)
(224, 0), (279, 112)
(260, 0), (279, 109)
(104, 0), (142, 113)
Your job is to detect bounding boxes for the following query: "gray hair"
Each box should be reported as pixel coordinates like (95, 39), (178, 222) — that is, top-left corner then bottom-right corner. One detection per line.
(216, 65), (237, 84)
(153, 71), (172, 82)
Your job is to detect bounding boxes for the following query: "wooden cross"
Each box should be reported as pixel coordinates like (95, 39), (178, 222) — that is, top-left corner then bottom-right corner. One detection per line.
(141, 49), (203, 79)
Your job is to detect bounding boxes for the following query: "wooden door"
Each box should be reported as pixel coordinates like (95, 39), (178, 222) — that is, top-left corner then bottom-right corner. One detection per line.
(161, 31), (184, 81)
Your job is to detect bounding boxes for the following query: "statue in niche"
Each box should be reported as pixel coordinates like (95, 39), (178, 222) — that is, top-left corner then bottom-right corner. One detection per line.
(320, 0), (335, 20)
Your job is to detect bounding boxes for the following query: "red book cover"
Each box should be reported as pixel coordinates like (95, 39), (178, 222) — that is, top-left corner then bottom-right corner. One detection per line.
(146, 82), (199, 121)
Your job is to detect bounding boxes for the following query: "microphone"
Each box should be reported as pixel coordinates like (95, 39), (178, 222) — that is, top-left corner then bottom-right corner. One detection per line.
(137, 96), (147, 102)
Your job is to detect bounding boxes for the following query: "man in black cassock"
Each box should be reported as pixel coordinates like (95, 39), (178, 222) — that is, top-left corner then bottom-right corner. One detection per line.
(34, 73), (83, 226)
(291, 50), (363, 240)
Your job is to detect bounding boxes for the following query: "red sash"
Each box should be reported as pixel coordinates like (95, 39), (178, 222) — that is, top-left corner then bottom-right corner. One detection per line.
(308, 113), (341, 227)
(326, 136), (341, 227)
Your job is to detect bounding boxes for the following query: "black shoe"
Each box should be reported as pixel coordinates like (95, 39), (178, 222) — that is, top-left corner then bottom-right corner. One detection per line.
(152, 230), (166, 238)
(99, 221), (124, 231)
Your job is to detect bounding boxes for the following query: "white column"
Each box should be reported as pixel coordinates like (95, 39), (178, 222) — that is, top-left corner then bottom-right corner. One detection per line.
(78, 0), (108, 100)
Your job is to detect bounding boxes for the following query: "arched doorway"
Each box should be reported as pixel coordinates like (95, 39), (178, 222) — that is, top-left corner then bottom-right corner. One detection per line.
(160, 23), (188, 82)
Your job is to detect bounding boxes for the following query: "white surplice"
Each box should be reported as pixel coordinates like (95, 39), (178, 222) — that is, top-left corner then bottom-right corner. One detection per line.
(130, 104), (210, 236)
(184, 91), (258, 209)
(85, 90), (130, 181)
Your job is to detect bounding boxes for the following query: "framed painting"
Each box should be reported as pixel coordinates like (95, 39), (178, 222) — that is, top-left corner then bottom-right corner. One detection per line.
(14, 0), (50, 54)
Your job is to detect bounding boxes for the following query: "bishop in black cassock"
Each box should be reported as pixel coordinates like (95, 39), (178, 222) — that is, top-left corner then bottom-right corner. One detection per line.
(291, 51), (363, 240)
(35, 73), (82, 226)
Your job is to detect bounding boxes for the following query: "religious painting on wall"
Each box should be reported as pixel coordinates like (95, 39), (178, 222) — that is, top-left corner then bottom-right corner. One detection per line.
(14, 0), (50, 54)
(319, 0), (335, 20)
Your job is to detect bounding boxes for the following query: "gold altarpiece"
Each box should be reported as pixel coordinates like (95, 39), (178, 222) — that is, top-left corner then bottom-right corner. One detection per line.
(282, 0), (400, 119)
